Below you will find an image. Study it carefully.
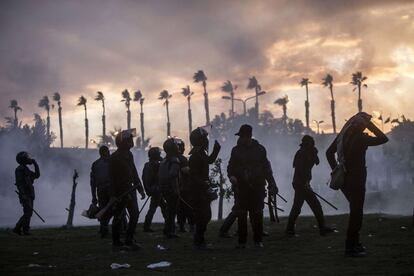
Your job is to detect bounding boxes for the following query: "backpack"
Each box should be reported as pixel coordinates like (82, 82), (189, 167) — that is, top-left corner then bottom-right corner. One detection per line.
(158, 157), (180, 193)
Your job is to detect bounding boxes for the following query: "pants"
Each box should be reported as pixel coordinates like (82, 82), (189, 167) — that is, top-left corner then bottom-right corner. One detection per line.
(112, 193), (139, 243)
(220, 204), (237, 233)
(15, 197), (34, 232)
(97, 188), (111, 234)
(236, 186), (265, 244)
(144, 192), (167, 229)
(341, 169), (366, 247)
(193, 194), (212, 246)
(162, 192), (178, 236)
(177, 190), (194, 228)
(286, 185), (325, 230)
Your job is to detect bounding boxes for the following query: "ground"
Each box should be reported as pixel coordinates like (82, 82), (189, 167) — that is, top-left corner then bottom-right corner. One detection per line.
(0, 214), (413, 275)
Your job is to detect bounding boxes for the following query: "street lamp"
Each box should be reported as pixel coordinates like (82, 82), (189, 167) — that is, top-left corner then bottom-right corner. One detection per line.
(312, 120), (324, 134)
(222, 91), (266, 116)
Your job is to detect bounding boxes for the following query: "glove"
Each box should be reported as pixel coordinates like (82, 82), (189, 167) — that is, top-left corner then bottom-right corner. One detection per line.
(268, 183), (278, 196)
(139, 191), (146, 200)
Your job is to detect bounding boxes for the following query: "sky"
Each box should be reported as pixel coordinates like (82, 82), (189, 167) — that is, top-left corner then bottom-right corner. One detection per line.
(1, 0), (414, 147)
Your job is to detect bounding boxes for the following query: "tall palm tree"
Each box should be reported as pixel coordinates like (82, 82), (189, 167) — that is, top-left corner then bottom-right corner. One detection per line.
(121, 89), (132, 130)
(193, 70), (210, 125)
(274, 95), (289, 129)
(77, 96), (88, 149)
(94, 91), (106, 140)
(53, 92), (64, 147)
(350, 71), (368, 113)
(300, 78), (312, 129)
(159, 90), (172, 137)
(9, 99), (22, 128)
(322, 74), (337, 133)
(221, 80), (236, 118)
(133, 90), (145, 149)
(38, 96), (51, 142)
(182, 85), (194, 137)
(247, 76), (262, 120)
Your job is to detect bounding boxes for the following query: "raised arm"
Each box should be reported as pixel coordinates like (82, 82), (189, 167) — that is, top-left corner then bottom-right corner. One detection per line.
(364, 121), (389, 146)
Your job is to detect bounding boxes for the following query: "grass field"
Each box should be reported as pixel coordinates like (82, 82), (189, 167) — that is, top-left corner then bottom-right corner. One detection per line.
(0, 214), (413, 275)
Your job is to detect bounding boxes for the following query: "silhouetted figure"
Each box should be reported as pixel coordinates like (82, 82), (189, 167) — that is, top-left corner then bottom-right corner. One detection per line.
(189, 127), (221, 249)
(142, 147), (167, 232)
(326, 112), (388, 257)
(110, 130), (145, 251)
(90, 146), (111, 238)
(219, 205), (237, 238)
(176, 139), (195, 232)
(159, 138), (181, 238)
(13, 152), (40, 235)
(286, 135), (333, 236)
(227, 124), (278, 248)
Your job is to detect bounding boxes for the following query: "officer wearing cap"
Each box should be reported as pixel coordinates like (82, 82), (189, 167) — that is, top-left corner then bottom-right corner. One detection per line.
(227, 124), (278, 248)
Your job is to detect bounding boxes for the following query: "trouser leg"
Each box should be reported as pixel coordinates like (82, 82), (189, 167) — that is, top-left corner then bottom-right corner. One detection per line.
(250, 189), (265, 243)
(112, 201), (127, 243)
(98, 189), (111, 235)
(305, 189), (325, 228)
(194, 198), (211, 245)
(144, 195), (159, 229)
(125, 195), (139, 243)
(163, 193), (178, 236)
(220, 208), (237, 233)
(17, 198), (33, 232)
(287, 190), (305, 231)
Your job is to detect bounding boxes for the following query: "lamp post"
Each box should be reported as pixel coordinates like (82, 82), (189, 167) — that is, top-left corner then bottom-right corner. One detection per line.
(313, 120), (324, 134)
(222, 91), (266, 116)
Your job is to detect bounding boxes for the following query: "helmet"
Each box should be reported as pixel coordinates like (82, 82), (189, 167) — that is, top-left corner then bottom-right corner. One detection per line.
(148, 147), (162, 161)
(190, 127), (209, 148)
(16, 151), (30, 165)
(301, 135), (315, 146)
(163, 138), (179, 156)
(99, 145), (110, 157)
(173, 138), (185, 154)
(115, 130), (134, 149)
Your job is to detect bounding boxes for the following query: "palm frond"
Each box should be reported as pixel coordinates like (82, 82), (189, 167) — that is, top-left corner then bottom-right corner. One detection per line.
(193, 70), (207, 83)
(94, 91), (104, 101)
(53, 92), (61, 102)
(247, 76), (258, 89)
(77, 96), (87, 106)
(221, 80), (234, 93)
(133, 90), (143, 101)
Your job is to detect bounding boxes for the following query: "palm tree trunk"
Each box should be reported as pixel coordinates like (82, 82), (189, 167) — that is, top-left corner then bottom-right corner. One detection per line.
(102, 101), (106, 139)
(283, 104), (287, 131)
(13, 109), (18, 128)
(46, 110), (50, 145)
(166, 101), (171, 137)
(203, 82), (210, 125)
(187, 98), (192, 137)
(84, 107), (89, 149)
(305, 84), (310, 129)
(58, 105), (63, 148)
(255, 87), (259, 120)
(140, 102), (145, 149)
(231, 92), (234, 118)
(358, 84), (362, 113)
(330, 87), (336, 134)
(127, 108), (131, 130)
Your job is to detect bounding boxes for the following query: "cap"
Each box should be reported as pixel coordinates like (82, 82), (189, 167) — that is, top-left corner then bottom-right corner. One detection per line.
(235, 124), (252, 137)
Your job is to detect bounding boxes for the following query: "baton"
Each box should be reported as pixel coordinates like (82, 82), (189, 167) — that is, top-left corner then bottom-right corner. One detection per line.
(277, 193), (288, 203)
(313, 191), (338, 210)
(273, 195), (280, 223)
(264, 201), (284, 212)
(178, 194), (194, 210)
(15, 191), (46, 223)
(138, 196), (150, 215)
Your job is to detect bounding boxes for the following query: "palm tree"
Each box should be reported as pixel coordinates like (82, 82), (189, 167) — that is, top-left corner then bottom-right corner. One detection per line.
(221, 80), (236, 118)
(121, 89), (132, 130)
(159, 90), (172, 137)
(350, 71), (368, 113)
(53, 92), (64, 147)
(8, 99), (22, 128)
(182, 85), (194, 137)
(247, 76), (262, 120)
(274, 95), (289, 129)
(38, 96), (51, 142)
(133, 90), (145, 149)
(77, 96), (88, 149)
(322, 74), (337, 133)
(300, 78), (312, 129)
(94, 91), (106, 140)
(193, 70), (210, 125)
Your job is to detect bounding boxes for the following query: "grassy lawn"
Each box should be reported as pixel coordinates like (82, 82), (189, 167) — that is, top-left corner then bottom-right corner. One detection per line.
(0, 214), (413, 275)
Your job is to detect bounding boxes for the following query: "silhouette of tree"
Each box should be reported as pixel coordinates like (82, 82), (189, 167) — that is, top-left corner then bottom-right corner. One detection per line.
(133, 90), (146, 149)
(53, 92), (64, 147)
(193, 70), (210, 125)
(159, 90), (172, 137)
(8, 99), (22, 128)
(300, 78), (312, 129)
(221, 80), (236, 118)
(77, 96), (88, 149)
(274, 95), (289, 130)
(350, 71), (368, 113)
(94, 91), (106, 141)
(247, 76), (261, 120)
(181, 85), (194, 137)
(322, 74), (336, 133)
(38, 96), (51, 144)
(121, 89), (132, 130)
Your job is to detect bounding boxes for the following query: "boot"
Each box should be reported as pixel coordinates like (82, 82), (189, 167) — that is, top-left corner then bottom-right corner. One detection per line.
(125, 239), (141, 251)
(319, 226), (335, 236)
(345, 240), (367, 257)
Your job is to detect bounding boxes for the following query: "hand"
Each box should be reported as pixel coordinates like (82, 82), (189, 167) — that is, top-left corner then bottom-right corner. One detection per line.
(213, 140), (221, 152)
(229, 176), (238, 185)
(139, 191), (146, 200)
(268, 184), (278, 196)
(27, 158), (35, 165)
